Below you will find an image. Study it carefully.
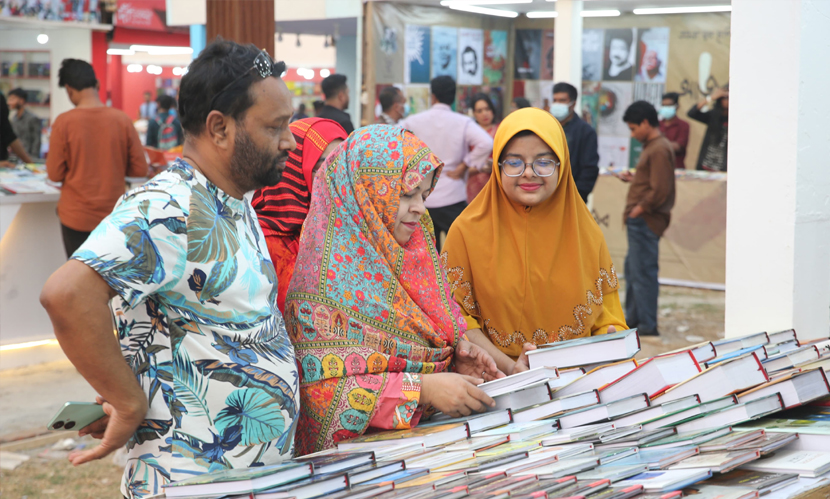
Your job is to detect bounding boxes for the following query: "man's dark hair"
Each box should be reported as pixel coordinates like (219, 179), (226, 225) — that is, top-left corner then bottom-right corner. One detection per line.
(552, 82), (578, 103)
(178, 39), (285, 135)
(462, 46), (477, 67)
(471, 93), (496, 118)
(623, 100), (659, 127)
(662, 92), (680, 105)
(513, 97), (531, 109)
(8, 88), (27, 102)
(608, 28), (633, 47)
(313, 100), (324, 113)
(156, 94), (176, 111)
(379, 86), (403, 112)
(297, 103), (306, 114)
(58, 59), (98, 91)
(321, 74), (348, 100)
(431, 75), (456, 106)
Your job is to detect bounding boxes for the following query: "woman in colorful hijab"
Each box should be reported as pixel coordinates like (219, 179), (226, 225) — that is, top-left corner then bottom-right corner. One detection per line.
(285, 125), (502, 455)
(252, 118), (348, 313)
(444, 108), (627, 376)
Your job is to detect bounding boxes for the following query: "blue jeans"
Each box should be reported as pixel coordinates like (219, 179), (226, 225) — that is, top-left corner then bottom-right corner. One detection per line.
(625, 217), (660, 335)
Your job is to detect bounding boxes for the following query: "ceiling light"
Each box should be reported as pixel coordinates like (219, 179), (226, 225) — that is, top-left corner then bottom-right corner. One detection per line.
(130, 45), (193, 55)
(107, 48), (135, 56)
(581, 9), (621, 17)
(446, 4), (519, 17)
(172, 66), (188, 76)
(127, 64), (143, 73)
(526, 11), (558, 18)
(440, 0), (530, 5)
(320, 68), (331, 78)
(633, 5), (731, 15)
(146, 64), (163, 75)
(37, 33), (49, 44)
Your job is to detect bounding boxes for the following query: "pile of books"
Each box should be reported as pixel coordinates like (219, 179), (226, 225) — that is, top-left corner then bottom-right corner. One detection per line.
(160, 328), (830, 499)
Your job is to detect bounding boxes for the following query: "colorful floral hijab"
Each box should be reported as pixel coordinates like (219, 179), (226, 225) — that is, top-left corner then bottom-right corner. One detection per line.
(285, 125), (467, 453)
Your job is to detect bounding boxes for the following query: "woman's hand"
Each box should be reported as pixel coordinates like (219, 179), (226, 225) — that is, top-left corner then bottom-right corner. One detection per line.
(421, 373), (495, 417)
(455, 339), (506, 381)
(510, 342), (537, 375)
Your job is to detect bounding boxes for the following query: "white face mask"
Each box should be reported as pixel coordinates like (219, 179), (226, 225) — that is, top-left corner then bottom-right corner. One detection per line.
(550, 102), (571, 121)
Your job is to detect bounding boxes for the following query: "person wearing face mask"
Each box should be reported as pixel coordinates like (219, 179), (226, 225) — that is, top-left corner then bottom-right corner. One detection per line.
(252, 117), (348, 313)
(285, 125), (503, 455)
(443, 108), (627, 377)
(551, 82), (599, 203)
(657, 92), (690, 169)
(376, 86), (407, 125)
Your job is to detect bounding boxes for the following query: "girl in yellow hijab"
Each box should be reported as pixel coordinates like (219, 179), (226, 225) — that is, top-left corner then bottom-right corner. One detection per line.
(443, 108), (627, 375)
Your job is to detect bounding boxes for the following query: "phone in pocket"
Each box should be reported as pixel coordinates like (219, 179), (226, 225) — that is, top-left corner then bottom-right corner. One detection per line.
(47, 402), (106, 431)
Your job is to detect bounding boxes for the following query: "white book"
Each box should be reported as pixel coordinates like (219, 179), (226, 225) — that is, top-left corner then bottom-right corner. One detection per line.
(779, 433), (830, 453)
(669, 450), (761, 473)
(546, 367), (587, 391)
(512, 390), (600, 424)
(557, 393), (650, 429)
(662, 342), (718, 364)
(478, 367), (560, 398)
(675, 395), (783, 435)
(610, 395), (701, 428)
(490, 380), (551, 412)
(762, 346), (821, 373)
(713, 332), (770, 355)
(768, 329), (797, 345)
(530, 442), (594, 460)
(656, 352), (769, 403)
(598, 351), (701, 403)
(473, 421), (559, 441)
(541, 423), (615, 446)
(740, 450), (830, 477)
(642, 396), (739, 431)
(775, 340), (800, 354)
(737, 368), (830, 409)
(800, 357), (830, 376)
(526, 329), (640, 370)
(518, 456), (601, 477)
(551, 360), (638, 399)
(616, 469), (713, 492)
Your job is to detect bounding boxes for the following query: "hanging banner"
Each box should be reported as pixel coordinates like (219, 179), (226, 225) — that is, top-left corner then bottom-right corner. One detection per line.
(541, 29), (554, 80)
(514, 29), (542, 80)
(603, 28), (637, 81)
(405, 25), (431, 84)
(457, 28), (483, 85)
(636, 27), (670, 83)
(432, 26), (458, 80)
(115, 0), (168, 31)
(582, 29), (604, 82)
(483, 30), (507, 86)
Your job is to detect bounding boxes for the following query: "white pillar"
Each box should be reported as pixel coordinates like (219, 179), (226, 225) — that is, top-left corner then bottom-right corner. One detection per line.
(725, 0), (830, 340)
(553, 0), (583, 88)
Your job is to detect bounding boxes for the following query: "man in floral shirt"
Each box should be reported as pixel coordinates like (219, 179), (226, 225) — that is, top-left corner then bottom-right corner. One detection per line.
(40, 40), (298, 498)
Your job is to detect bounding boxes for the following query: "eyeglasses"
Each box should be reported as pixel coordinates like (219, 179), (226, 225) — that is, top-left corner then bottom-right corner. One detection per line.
(209, 50), (286, 111)
(499, 157), (560, 177)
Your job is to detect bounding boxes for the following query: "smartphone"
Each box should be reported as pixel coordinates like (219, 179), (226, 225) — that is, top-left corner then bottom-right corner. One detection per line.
(47, 402), (105, 431)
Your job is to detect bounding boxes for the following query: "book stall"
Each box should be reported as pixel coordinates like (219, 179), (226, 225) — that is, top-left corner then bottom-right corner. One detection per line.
(157, 328), (830, 499)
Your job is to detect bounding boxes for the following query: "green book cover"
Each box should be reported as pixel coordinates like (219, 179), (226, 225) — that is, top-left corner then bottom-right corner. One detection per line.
(164, 461), (309, 488)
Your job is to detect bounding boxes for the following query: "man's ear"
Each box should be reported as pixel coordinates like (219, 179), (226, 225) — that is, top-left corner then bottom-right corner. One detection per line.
(205, 110), (234, 150)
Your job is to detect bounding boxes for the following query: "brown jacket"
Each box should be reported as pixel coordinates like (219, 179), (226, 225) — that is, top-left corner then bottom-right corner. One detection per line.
(624, 134), (676, 236)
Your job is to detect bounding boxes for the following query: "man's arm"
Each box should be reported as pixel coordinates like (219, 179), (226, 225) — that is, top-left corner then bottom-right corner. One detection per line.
(463, 120), (494, 171)
(145, 120), (158, 148)
(40, 260), (148, 465)
(574, 127), (600, 197)
(9, 139), (33, 164)
(46, 120), (68, 182)
(126, 120), (149, 177)
(29, 116), (41, 159)
(638, 147), (675, 213)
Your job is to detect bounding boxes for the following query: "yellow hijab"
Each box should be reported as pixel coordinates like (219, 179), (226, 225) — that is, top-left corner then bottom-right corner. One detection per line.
(443, 108), (626, 357)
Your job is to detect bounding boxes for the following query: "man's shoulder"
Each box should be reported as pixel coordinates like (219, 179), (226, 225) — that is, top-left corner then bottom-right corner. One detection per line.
(119, 165), (195, 214)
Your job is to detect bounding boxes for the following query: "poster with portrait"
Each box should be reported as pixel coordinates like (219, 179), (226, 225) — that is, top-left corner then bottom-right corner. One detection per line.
(404, 84), (431, 115)
(635, 27), (670, 83)
(483, 30), (507, 86)
(598, 136), (630, 169)
(541, 29), (555, 80)
(456, 86), (480, 115)
(457, 28), (484, 85)
(581, 81), (601, 130)
(432, 26), (458, 80)
(599, 81), (633, 137)
(514, 29), (542, 80)
(405, 25), (430, 84)
(374, 21), (402, 83)
(603, 28), (637, 81)
(582, 29), (604, 82)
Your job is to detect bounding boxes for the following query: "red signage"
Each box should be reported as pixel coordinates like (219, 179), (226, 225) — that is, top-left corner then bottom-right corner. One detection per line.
(115, 0), (168, 31)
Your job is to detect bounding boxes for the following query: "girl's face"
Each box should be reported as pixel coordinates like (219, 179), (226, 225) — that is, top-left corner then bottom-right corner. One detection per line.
(499, 133), (559, 208)
(394, 170), (435, 245)
(474, 100), (494, 127)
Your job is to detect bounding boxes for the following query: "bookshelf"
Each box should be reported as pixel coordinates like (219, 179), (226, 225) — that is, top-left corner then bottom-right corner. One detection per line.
(0, 50), (51, 124)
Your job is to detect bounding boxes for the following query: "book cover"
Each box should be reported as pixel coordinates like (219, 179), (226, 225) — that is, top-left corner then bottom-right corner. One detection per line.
(338, 422), (468, 445)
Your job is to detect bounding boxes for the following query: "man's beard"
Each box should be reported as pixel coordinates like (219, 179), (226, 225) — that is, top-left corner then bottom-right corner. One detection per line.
(230, 127), (287, 192)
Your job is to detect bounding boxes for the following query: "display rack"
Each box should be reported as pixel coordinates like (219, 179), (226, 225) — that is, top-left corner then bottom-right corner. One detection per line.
(0, 50), (52, 124)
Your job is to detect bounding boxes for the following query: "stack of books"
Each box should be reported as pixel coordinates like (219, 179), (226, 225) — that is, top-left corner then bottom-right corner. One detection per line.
(160, 328), (830, 499)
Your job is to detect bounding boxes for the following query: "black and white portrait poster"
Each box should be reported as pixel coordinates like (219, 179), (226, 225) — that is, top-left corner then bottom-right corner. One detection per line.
(582, 29), (604, 81)
(514, 29), (542, 80)
(457, 28), (484, 85)
(603, 28), (637, 81)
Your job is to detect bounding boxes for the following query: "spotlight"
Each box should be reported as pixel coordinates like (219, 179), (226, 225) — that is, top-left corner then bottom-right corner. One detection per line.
(37, 33), (49, 44)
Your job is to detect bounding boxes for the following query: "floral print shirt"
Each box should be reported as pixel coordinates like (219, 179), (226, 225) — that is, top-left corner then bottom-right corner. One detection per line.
(72, 160), (298, 498)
